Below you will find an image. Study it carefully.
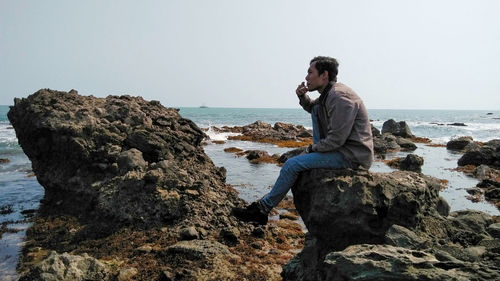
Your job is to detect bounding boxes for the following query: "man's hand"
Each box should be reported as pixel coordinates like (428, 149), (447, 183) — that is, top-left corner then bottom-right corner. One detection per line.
(296, 82), (308, 97)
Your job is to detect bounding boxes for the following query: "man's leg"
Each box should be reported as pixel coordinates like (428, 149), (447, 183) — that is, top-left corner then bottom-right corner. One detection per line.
(260, 151), (349, 211)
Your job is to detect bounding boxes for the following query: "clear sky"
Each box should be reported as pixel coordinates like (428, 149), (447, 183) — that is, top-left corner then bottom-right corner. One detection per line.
(1, 1), (499, 109)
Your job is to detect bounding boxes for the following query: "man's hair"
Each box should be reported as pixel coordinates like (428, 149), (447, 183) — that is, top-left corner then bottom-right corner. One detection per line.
(310, 56), (339, 82)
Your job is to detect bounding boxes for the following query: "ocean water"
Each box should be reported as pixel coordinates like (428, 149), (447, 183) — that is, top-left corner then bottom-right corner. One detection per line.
(0, 105), (499, 279)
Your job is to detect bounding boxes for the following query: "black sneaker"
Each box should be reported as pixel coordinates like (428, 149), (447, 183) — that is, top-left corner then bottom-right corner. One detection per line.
(232, 201), (269, 225)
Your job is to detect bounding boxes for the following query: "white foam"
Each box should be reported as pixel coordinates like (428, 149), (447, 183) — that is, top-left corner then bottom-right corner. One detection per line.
(204, 127), (241, 141)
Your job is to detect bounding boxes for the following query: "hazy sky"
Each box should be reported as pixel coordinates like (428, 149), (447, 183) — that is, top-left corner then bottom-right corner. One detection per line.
(1, 1), (499, 109)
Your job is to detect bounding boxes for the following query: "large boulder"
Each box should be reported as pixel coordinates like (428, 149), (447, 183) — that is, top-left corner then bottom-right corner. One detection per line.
(458, 139), (500, 167)
(291, 169), (444, 251)
(447, 136), (474, 151)
(381, 119), (414, 138)
(283, 169), (500, 281)
(8, 89), (235, 226)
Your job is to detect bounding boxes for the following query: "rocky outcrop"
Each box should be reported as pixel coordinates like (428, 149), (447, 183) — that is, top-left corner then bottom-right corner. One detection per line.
(8, 89), (232, 226)
(447, 136), (474, 151)
(214, 121), (313, 147)
(458, 139), (500, 167)
(9, 89), (304, 280)
(381, 119), (414, 138)
(18, 251), (110, 281)
(282, 169), (500, 281)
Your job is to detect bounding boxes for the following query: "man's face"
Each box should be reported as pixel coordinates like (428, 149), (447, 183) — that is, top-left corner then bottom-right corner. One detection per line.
(305, 62), (329, 92)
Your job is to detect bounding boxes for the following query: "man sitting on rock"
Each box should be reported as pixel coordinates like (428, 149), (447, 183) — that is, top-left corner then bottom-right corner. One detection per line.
(233, 56), (374, 225)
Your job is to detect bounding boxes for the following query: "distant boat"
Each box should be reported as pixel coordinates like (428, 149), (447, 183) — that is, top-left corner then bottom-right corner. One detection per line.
(200, 104), (208, 108)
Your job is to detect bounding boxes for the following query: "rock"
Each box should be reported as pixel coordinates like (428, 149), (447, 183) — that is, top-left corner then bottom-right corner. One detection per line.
(246, 150), (270, 160)
(373, 133), (400, 154)
(384, 224), (427, 249)
(118, 267), (138, 281)
(278, 148), (306, 164)
(117, 148), (147, 174)
(7, 89), (238, 226)
(164, 240), (230, 261)
(280, 211), (299, 220)
(381, 119), (414, 138)
(291, 169), (444, 251)
(458, 139), (500, 167)
(320, 244), (497, 281)
(399, 154), (424, 172)
(448, 122), (467, 126)
(220, 227), (240, 246)
(487, 223), (500, 238)
(395, 137), (417, 151)
(446, 136), (474, 151)
(283, 169), (500, 281)
(179, 226), (199, 241)
(0, 158), (10, 164)
(370, 124), (381, 137)
(19, 251), (110, 281)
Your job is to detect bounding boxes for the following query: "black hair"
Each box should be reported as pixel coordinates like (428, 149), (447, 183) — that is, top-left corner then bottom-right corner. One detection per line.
(310, 56), (339, 82)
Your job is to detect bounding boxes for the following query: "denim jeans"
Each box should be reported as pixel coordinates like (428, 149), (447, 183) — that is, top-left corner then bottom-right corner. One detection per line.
(260, 105), (350, 212)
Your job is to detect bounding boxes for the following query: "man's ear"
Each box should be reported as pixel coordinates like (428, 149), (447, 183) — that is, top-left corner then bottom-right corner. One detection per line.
(320, 70), (329, 81)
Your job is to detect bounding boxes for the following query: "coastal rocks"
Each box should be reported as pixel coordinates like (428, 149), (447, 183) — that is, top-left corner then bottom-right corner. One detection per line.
(282, 169), (500, 281)
(458, 139), (500, 167)
(9, 89), (304, 280)
(381, 119), (414, 138)
(18, 251), (110, 281)
(291, 169), (443, 251)
(385, 154), (424, 172)
(446, 136), (474, 151)
(8, 89), (233, 226)
(220, 121), (313, 147)
(373, 119), (419, 155)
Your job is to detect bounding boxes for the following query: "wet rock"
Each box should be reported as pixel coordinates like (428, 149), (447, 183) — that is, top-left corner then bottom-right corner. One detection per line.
(278, 147), (306, 164)
(0, 158), (10, 164)
(458, 139), (500, 167)
(448, 122), (467, 126)
(291, 169), (443, 251)
(164, 240), (230, 261)
(381, 119), (414, 138)
(370, 124), (381, 137)
(321, 244), (497, 281)
(446, 136), (473, 151)
(179, 226), (199, 241)
(118, 267), (138, 281)
(246, 150), (270, 160)
(283, 169), (500, 281)
(399, 154), (424, 172)
(18, 251), (110, 281)
(487, 223), (500, 238)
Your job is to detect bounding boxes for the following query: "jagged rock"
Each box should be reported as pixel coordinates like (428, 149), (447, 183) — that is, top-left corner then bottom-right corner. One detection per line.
(371, 124), (381, 137)
(179, 226), (199, 241)
(458, 139), (500, 167)
(246, 150), (270, 160)
(396, 137), (417, 151)
(291, 169), (444, 251)
(399, 154), (424, 172)
(321, 244), (498, 281)
(381, 119), (414, 138)
(446, 136), (473, 151)
(448, 122), (467, 126)
(278, 148), (306, 164)
(283, 169), (500, 281)
(7, 89), (237, 226)
(18, 251), (110, 281)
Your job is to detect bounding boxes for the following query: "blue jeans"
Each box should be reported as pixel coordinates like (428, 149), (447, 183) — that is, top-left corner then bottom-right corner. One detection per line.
(260, 105), (350, 212)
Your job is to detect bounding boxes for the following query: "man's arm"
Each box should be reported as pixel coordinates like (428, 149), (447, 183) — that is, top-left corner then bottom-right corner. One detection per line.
(311, 94), (359, 152)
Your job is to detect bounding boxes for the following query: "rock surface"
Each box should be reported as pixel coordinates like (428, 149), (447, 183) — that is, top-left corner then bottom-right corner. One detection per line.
(9, 89), (304, 280)
(381, 119), (414, 138)
(447, 136), (474, 151)
(282, 169), (500, 281)
(458, 139), (500, 167)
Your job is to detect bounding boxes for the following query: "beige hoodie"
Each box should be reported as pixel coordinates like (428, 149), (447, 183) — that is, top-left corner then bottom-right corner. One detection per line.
(298, 82), (374, 169)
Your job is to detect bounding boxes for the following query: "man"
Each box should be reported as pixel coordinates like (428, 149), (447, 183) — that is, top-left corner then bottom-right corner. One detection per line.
(233, 56), (374, 225)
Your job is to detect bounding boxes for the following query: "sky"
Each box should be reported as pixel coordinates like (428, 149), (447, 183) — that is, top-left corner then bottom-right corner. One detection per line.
(1, 1), (499, 110)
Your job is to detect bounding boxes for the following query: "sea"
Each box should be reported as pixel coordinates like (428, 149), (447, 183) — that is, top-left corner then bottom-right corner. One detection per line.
(1, 105), (500, 280)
